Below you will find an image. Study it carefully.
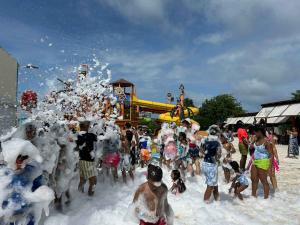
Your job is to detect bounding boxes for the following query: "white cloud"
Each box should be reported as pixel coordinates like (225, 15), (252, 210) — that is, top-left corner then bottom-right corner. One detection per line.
(184, 0), (300, 38)
(103, 48), (185, 100)
(207, 51), (245, 64)
(194, 32), (232, 45)
(205, 35), (300, 110)
(98, 0), (167, 23)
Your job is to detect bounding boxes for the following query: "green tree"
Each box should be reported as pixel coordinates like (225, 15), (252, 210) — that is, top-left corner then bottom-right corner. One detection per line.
(184, 98), (195, 107)
(195, 94), (244, 129)
(291, 90), (300, 100)
(139, 118), (161, 134)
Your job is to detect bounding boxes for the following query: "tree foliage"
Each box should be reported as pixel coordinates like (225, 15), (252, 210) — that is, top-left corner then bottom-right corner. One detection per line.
(291, 90), (300, 100)
(184, 98), (195, 107)
(139, 118), (161, 134)
(195, 94), (245, 130)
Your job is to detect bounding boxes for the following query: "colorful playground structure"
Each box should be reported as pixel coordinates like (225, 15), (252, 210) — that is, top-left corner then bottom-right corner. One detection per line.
(111, 79), (199, 127)
(19, 64), (199, 128)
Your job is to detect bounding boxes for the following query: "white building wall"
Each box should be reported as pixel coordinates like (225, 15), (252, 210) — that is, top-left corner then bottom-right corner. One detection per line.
(0, 48), (18, 135)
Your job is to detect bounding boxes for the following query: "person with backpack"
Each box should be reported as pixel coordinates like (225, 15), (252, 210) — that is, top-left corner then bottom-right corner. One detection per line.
(200, 125), (222, 203)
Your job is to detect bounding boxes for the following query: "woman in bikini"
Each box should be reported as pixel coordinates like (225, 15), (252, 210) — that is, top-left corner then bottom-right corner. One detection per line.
(251, 125), (273, 199)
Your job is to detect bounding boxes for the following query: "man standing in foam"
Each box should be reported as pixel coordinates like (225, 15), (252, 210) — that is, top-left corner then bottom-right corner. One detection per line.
(76, 120), (98, 196)
(132, 164), (174, 225)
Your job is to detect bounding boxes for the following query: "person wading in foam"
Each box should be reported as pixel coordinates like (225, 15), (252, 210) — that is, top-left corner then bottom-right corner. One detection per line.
(200, 125), (222, 203)
(132, 164), (174, 225)
(76, 121), (98, 196)
(236, 121), (249, 171)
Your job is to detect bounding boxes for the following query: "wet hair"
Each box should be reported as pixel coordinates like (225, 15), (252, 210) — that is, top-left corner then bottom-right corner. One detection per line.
(79, 121), (90, 131)
(125, 122), (132, 129)
(229, 161), (240, 173)
(178, 132), (186, 140)
(125, 129), (133, 142)
(16, 154), (29, 161)
(248, 124), (255, 135)
(171, 170), (181, 181)
(171, 170), (186, 193)
(182, 120), (191, 127)
(208, 125), (220, 135)
(253, 124), (266, 137)
(25, 123), (36, 132)
(258, 118), (266, 126)
(236, 120), (244, 129)
(147, 164), (163, 182)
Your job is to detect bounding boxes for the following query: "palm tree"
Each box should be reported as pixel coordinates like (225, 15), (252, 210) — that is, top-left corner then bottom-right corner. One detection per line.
(291, 90), (300, 100)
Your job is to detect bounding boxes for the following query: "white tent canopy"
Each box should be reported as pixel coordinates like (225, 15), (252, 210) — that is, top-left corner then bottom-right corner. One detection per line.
(225, 116), (255, 125)
(281, 103), (300, 116)
(226, 101), (300, 125)
(256, 107), (274, 118)
(268, 105), (289, 117)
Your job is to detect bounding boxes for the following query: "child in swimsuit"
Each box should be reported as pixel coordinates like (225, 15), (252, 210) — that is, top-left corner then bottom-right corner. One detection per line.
(220, 135), (235, 183)
(175, 132), (188, 179)
(170, 170), (186, 195)
(229, 161), (249, 200)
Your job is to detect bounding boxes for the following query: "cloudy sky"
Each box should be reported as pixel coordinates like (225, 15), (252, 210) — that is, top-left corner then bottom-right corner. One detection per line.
(1, 0), (300, 111)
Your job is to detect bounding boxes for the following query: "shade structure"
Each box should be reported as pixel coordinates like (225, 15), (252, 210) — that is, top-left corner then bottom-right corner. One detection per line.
(225, 117), (237, 125)
(243, 116), (255, 124)
(256, 106), (274, 118)
(267, 116), (289, 124)
(281, 103), (300, 116)
(268, 105), (289, 117)
(225, 116), (255, 125)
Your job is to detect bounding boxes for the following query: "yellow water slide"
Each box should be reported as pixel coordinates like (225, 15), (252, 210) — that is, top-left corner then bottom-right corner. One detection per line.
(132, 95), (199, 124)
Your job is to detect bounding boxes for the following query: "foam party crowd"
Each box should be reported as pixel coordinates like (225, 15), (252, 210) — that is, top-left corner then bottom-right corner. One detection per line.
(0, 71), (299, 225)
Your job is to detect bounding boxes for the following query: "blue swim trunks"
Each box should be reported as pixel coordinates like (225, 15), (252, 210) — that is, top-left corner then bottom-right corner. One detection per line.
(202, 161), (218, 186)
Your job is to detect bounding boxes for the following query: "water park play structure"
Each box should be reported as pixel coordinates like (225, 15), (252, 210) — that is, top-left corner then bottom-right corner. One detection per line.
(111, 78), (199, 127)
(19, 65), (199, 128)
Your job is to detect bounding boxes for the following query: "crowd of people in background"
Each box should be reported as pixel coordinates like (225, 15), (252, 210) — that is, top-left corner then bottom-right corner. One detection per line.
(0, 116), (299, 225)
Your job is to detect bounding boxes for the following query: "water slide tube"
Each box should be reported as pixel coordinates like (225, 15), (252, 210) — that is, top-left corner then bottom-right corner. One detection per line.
(132, 95), (199, 124)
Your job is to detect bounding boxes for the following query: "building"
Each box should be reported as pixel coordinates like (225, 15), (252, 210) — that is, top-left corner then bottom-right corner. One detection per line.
(225, 112), (258, 126)
(0, 48), (18, 135)
(226, 99), (300, 127)
(225, 99), (300, 144)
